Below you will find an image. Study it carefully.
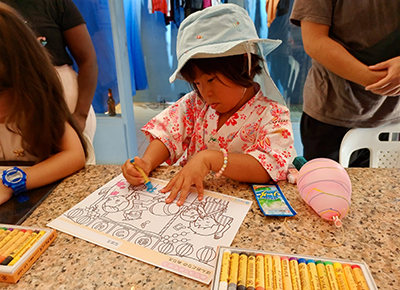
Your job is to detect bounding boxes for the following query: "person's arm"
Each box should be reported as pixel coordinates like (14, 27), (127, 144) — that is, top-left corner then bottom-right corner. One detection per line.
(161, 149), (270, 206)
(0, 123), (86, 205)
(365, 56), (400, 96)
(63, 24), (98, 130)
(301, 21), (387, 87)
(121, 139), (170, 186)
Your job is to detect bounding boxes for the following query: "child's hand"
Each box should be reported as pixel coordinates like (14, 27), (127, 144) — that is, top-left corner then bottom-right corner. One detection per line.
(121, 156), (151, 186)
(161, 152), (211, 206)
(0, 183), (13, 205)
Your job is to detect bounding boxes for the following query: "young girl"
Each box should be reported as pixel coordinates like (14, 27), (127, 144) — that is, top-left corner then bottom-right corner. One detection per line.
(122, 4), (294, 206)
(0, 3), (88, 205)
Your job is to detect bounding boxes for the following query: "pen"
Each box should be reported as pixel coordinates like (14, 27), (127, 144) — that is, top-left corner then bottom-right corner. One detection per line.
(130, 158), (154, 192)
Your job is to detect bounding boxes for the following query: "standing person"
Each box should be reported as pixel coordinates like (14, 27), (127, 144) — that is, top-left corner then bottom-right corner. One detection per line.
(122, 4), (294, 206)
(2, 0), (98, 164)
(290, 0), (400, 166)
(0, 3), (88, 205)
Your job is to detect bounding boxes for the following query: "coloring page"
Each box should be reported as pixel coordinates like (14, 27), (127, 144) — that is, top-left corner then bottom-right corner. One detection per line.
(48, 175), (252, 284)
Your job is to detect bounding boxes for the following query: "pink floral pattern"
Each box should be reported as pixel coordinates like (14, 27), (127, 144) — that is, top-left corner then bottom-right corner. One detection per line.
(142, 89), (294, 181)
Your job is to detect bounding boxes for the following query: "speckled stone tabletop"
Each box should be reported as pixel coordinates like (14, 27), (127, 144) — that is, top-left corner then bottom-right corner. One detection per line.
(0, 165), (399, 289)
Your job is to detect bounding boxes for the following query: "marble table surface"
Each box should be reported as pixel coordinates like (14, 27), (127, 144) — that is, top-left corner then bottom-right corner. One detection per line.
(1, 165), (399, 289)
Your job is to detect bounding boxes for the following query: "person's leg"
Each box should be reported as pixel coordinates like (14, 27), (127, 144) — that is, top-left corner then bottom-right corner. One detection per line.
(300, 112), (350, 162)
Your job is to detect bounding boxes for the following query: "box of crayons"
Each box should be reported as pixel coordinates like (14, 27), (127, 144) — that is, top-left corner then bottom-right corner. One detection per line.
(0, 224), (57, 283)
(212, 246), (377, 290)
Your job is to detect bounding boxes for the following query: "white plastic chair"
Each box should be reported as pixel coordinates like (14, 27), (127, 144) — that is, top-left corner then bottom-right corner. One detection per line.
(339, 123), (400, 168)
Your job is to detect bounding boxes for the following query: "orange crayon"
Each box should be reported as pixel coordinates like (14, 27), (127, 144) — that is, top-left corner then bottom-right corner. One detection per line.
(342, 264), (358, 290)
(351, 265), (370, 290)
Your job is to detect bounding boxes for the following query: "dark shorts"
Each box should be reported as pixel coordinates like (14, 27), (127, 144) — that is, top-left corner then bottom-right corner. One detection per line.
(300, 112), (370, 167)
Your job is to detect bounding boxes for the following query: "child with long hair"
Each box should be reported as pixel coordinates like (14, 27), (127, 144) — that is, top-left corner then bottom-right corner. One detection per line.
(122, 4), (294, 206)
(0, 3), (88, 205)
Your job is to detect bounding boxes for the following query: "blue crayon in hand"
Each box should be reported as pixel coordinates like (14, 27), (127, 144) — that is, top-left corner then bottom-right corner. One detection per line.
(130, 158), (154, 192)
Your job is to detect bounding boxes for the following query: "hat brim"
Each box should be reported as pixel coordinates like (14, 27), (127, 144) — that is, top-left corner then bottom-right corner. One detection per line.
(169, 38), (282, 83)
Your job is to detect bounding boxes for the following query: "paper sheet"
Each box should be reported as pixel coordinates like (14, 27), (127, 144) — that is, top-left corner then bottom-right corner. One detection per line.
(48, 174), (252, 284)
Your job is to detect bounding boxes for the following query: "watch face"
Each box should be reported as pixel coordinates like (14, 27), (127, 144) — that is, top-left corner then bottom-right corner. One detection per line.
(5, 168), (24, 184)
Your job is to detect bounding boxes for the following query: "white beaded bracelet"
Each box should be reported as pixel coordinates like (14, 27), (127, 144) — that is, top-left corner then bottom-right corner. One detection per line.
(214, 148), (228, 178)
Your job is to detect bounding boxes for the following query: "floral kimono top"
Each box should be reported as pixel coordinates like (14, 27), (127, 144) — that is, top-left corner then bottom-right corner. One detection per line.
(142, 88), (294, 181)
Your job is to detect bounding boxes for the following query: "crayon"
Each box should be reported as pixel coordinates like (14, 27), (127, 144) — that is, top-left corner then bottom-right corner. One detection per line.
(315, 261), (330, 290)
(8, 230), (46, 266)
(333, 262), (350, 290)
(130, 159), (154, 192)
(228, 252), (239, 290)
(0, 228), (11, 243)
(0, 230), (36, 265)
(289, 258), (301, 290)
(255, 254), (265, 290)
(306, 260), (322, 290)
(247, 254), (256, 290)
(0, 228), (6, 239)
(324, 261), (340, 290)
(342, 264), (358, 290)
(0, 230), (32, 264)
(0, 229), (19, 250)
(281, 257), (293, 290)
(298, 258), (311, 290)
(238, 253), (248, 290)
(351, 265), (370, 290)
(264, 254), (273, 290)
(219, 249), (231, 290)
(0, 229), (23, 255)
(272, 255), (283, 290)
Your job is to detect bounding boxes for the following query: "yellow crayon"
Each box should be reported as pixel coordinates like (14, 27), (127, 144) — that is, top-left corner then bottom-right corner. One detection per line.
(272, 255), (283, 290)
(315, 261), (331, 290)
(255, 254), (265, 290)
(306, 260), (322, 290)
(0, 230), (32, 264)
(0, 230), (35, 265)
(281, 257), (293, 290)
(0, 229), (23, 255)
(0, 229), (6, 240)
(325, 261), (340, 290)
(333, 263), (350, 290)
(228, 253), (239, 290)
(0, 229), (19, 251)
(219, 249), (231, 290)
(264, 254), (274, 290)
(238, 253), (248, 290)
(0, 229), (11, 244)
(351, 265), (370, 290)
(8, 230), (45, 266)
(342, 264), (359, 290)
(288, 258), (301, 290)
(247, 254), (256, 290)
(298, 259), (311, 290)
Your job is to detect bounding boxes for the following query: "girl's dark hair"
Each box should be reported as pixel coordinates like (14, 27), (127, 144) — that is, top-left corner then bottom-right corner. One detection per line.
(180, 53), (263, 91)
(0, 3), (87, 162)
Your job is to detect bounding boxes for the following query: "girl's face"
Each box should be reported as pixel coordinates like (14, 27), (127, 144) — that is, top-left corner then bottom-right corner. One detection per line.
(193, 68), (248, 114)
(0, 89), (12, 123)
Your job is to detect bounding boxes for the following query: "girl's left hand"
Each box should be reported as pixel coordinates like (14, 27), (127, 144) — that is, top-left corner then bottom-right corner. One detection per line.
(161, 151), (211, 206)
(365, 56), (400, 96)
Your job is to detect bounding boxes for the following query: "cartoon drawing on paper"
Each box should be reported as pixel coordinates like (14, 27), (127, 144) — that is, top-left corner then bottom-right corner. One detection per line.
(63, 177), (239, 266)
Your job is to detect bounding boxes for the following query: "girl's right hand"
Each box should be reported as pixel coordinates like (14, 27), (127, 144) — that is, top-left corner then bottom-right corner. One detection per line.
(121, 156), (151, 186)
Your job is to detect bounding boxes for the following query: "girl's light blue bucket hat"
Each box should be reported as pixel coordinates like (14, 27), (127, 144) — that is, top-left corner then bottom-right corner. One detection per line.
(169, 4), (285, 105)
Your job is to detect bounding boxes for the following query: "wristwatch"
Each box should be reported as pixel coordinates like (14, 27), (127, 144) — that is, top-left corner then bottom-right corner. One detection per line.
(2, 167), (27, 195)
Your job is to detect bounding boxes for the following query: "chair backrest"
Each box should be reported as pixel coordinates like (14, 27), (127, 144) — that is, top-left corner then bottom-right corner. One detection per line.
(339, 123), (400, 168)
